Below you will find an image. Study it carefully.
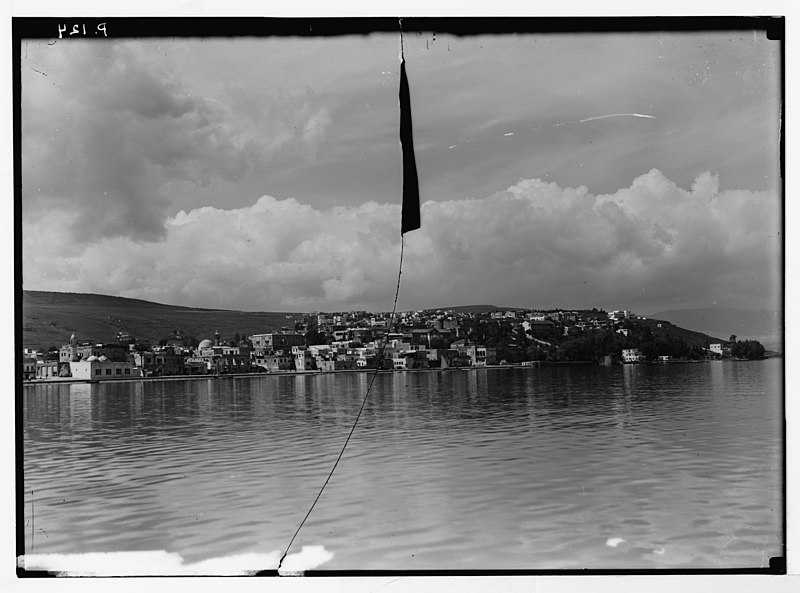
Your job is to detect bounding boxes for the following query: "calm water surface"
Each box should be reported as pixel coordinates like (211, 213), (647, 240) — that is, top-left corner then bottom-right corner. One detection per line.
(22, 360), (783, 570)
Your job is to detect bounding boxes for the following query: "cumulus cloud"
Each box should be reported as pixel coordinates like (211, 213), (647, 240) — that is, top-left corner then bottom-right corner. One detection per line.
(21, 170), (781, 314)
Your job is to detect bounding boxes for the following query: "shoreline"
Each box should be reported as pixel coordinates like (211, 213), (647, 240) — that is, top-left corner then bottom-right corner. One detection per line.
(20, 356), (776, 386)
(21, 364), (526, 386)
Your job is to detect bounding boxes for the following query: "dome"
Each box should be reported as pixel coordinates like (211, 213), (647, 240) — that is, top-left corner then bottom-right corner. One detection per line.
(86, 355), (99, 362)
(199, 339), (214, 349)
(98, 355), (108, 362)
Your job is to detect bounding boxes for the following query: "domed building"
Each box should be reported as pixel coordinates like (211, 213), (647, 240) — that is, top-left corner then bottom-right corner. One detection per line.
(186, 331), (252, 374)
(57, 332), (132, 378)
(69, 351), (140, 380)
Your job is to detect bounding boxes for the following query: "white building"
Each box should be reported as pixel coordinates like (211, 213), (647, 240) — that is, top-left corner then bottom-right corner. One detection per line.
(709, 343), (724, 356)
(307, 344), (332, 357)
(69, 356), (141, 380)
(392, 351), (428, 370)
(250, 332), (304, 352)
(608, 310), (631, 321)
(292, 347), (315, 370)
(622, 348), (644, 363)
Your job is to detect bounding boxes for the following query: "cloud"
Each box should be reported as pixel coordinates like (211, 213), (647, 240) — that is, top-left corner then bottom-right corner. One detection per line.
(553, 113), (656, 127)
(22, 170), (781, 314)
(302, 108), (332, 159)
(21, 41), (339, 245)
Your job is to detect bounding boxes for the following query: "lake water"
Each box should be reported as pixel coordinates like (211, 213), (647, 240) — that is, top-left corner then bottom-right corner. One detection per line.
(21, 359), (783, 571)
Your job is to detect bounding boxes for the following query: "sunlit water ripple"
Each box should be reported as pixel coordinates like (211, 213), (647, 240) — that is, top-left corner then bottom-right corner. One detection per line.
(23, 360), (783, 570)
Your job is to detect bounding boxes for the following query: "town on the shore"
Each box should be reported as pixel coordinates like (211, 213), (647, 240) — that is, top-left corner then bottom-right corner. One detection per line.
(22, 307), (768, 381)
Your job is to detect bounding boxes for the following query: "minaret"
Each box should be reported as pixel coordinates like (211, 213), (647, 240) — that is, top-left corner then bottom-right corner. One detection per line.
(69, 333), (78, 360)
(214, 330), (221, 347)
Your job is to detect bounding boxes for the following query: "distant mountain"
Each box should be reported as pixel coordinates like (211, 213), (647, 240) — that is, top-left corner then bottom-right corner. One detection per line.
(647, 308), (782, 348)
(21, 291), (303, 349)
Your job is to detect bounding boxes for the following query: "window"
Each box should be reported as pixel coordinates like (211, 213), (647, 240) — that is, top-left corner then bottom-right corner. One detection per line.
(106, 368), (112, 375)
(116, 368), (122, 375)
(124, 369), (131, 375)
(95, 369), (101, 375)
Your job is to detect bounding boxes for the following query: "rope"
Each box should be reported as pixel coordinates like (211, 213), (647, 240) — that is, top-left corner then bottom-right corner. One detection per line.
(277, 234), (406, 570)
(399, 18), (405, 60)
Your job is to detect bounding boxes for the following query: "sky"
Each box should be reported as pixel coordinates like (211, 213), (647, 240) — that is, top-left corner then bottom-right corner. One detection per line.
(19, 21), (782, 314)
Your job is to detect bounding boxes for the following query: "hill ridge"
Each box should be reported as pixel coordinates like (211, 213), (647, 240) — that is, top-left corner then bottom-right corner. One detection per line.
(22, 290), (301, 349)
(648, 307), (781, 335)
(24, 290), (232, 312)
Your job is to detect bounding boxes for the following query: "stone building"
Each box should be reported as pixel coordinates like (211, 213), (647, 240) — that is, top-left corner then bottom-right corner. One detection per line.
(69, 356), (140, 380)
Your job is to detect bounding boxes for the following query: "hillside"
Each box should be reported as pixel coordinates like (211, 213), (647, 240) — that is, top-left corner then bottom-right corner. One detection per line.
(634, 317), (725, 347)
(647, 308), (782, 349)
(422, 304), (512, 314)
(21, 291), (304, 349)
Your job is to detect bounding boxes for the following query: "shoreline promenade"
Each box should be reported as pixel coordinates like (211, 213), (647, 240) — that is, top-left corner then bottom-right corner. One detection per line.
(21, 363), (542, 386)
(20, 356), (773, 387)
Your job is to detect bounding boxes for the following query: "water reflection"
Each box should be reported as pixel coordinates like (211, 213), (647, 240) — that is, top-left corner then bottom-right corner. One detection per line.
(23, 361), (783, 570)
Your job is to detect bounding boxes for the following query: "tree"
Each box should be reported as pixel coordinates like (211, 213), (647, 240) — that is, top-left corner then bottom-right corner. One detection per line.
(429, 334), (448, 349)
(731, 339), (765, 359)
(304, 328), (327, 346)
(729, 334), (738, 344)
(687, 345), (704, 360)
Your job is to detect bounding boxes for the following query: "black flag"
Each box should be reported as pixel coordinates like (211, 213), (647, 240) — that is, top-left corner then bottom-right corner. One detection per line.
(399, 58), (420, 234)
